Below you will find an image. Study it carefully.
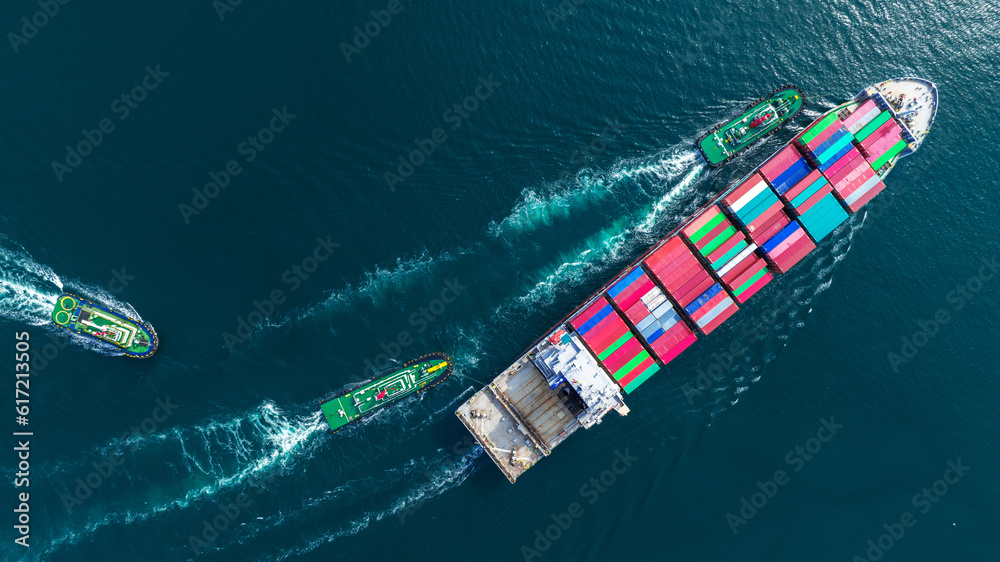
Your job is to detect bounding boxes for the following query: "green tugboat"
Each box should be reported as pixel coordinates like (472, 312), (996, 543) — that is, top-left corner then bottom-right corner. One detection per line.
(320, 353), (453, 432)
(697, 85), (806, 166)
(51, 293), (158, 358)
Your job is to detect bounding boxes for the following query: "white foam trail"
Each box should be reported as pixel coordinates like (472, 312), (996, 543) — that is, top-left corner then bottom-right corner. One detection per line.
(488, 147), (698, 239)
(42, 402), (327, 555)
(0, 243), (63, 325)
(263, 447), (481, 562)
(296, 248), (467, 323)
(497, 160), (705, 315)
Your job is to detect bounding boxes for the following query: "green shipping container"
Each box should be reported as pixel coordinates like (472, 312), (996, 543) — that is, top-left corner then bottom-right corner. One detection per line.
(800, 113), (840, 144)
(624, 363), (661, 393)
(854, 111), (892, 142)
(870, 140), (907, 170)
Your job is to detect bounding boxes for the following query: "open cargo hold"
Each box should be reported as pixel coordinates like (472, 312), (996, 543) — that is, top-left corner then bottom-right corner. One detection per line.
(644, 237), (738, 335)
(569, 295), (660, 393)
(608, 267), (697, 367)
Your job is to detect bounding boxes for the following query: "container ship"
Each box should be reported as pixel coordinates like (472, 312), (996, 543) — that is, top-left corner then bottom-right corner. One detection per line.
(456, 78), (938, 482)
(697, 85), (806, 166)
(321, 352), (452, 432)
(51, 293), (158, 358)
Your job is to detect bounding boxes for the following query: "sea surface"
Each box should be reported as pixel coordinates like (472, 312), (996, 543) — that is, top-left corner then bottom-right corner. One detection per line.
(1, 1), (998, 561)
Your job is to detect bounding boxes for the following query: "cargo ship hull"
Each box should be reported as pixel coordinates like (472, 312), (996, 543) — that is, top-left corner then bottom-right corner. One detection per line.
(51, 293), (158, 358)
(697, 85), (805, 167)
(457, 79), (937, 483)
(321, 353), (452, 432)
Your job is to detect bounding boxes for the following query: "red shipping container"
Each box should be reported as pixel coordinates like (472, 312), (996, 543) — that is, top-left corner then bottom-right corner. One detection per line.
(585, 321), (628, 351)
(781, 169), (824, 203)
(624, 300), (648, 323)
(864, 130), (903, 160)
(602, 337), (643, 372)
(823, 147), (862, 179)
(735, 272), (773, 303)
(674, 276), (715, 307)
(706, 232), (746, 264)
(655, 259), (704, 291)
(771, 236), (816, 272)
(751, 213), (791, 244)
(847, 179), (887, 212)
(682, 206), (722, 240)
(700, 302), (738, 335)
(571, 299), (608, 328)
(803, 122), (842, 152)
(617, 356), (657, 387)
(724, 173), (768, 207)
(729, 259), (767, 291)
(614, 279), (654, 310)
(860, 119), (900, 150)
(760, 146), (801, 182)
(794, 183), (834, 215)
(722, 254), (762, 286)
(645, 238), (687, 271)
(650, 324), (692, 356)
(744, 201), (784, 235)
(653, 332), (697, 365)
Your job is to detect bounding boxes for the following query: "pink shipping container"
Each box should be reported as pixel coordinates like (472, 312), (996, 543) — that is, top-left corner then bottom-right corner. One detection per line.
(824, 147), (863, 179)
(840, 99), (878, 130)
(760, 146), (802, 182)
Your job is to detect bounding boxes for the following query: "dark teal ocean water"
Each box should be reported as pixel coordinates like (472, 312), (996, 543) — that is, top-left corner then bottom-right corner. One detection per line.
(1, 1), (999, 561)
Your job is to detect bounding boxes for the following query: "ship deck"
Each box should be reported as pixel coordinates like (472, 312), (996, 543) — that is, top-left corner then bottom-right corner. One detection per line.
(456, 354), (580, 482)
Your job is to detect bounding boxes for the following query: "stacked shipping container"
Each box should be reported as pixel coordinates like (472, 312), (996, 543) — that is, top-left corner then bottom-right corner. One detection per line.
(795, 115), (855, 172)
(681, 204), (771, 303)
(608, 268), (696, 367)
(559, 95), (908, 395)
(644, 237), (738, 335)
(724, 172), (790, 244)
(681, 205), (749, 271)
(779, 169), (849, 241)
(569, 295), (660, 393)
